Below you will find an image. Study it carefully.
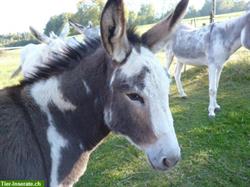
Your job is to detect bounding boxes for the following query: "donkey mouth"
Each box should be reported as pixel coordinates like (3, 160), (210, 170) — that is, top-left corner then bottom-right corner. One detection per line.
(147, 155), (180, 171)
(147, 156), (171, 171)
(147, 157), (157, 170)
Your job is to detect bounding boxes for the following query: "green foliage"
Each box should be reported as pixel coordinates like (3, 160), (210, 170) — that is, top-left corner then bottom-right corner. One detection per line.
(0, 33), (34, 47)
(188, 6), (199, 18)
(44, 13), (73, 36)
(186, 0), (248, 18)
(135, 4), (157, 25)
(5, 40), (39, 47)
(199, 0), (212, 17)
(128, 11), (137, 26)
(184, 11), (244, 27)
(71, 0), (105, 27)
(217, 0), (235, 14)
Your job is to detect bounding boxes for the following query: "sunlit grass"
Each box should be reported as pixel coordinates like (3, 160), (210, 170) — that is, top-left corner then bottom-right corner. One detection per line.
(0, 49), (22, 88)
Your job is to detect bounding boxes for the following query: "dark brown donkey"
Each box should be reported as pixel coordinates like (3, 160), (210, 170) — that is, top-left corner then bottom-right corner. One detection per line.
(0, 0), (189, 186)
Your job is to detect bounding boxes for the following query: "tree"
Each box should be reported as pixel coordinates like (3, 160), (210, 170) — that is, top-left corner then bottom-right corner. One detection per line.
(135, 4), (156, 25)
(232, 0), (248, 12)
(186, 6), (199, 18)
(217, 0), (235, 14)
(72, 0), (105, 26)
(44, 13), (72, 35)
(191, 0), (246, 18)
(199, 0), (212, 16)
(128, 11), (137, 26)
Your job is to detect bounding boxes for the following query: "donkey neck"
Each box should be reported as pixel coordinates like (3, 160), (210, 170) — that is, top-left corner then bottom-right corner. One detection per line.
(30, 47), (111, 150)
(59, 47), (111, 149)
(29, 47), (111, 186)
(218, 13), (249, 54)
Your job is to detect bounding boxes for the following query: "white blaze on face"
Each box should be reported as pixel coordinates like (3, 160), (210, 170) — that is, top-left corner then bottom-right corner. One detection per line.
(120, 47), (180, 169)
(120, 49), (145, 77)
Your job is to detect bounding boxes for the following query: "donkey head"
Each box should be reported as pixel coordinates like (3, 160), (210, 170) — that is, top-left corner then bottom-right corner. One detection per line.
(69, 20), (86, 35)
(69, 20), (100, 39)
(59, 22), (70, 39)
(102, 0), (189, 171)
(29, 26), (66, 52)
(49, 31), (58, 39)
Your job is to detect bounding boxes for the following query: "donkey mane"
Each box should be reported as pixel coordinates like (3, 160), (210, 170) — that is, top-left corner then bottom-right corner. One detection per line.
(127, 26), (142, 46)
(21, 27), (142, 85)
(21, 38), (100, 85)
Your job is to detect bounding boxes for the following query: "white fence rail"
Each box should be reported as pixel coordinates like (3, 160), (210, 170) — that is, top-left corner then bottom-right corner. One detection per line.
(0, 46), (23, 51)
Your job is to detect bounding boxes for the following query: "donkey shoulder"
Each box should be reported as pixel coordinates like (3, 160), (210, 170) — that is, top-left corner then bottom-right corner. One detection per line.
(0, 86), (48, 180)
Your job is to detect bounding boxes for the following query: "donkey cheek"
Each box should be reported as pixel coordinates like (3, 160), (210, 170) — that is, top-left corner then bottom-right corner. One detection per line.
(110, 105), (156, 146)
(129, 114), (157, 145)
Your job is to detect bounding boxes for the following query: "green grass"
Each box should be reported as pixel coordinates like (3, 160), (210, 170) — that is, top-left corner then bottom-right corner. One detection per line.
(0, 36), (249, 187)
(0, 49), (22, 88)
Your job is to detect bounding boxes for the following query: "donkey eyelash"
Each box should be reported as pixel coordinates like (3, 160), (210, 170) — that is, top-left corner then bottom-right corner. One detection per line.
(126, 93), (145, 104)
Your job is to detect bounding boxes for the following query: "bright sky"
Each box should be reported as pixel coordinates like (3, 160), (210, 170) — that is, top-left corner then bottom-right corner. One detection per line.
(0, 0), (205, 34)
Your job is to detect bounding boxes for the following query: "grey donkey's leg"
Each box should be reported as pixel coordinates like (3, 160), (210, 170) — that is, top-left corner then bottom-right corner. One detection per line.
(208, 64), (219, 117)
(214, 65), (223, 112)
(165, 49), (174, 78)
(174, 62), (187, 98)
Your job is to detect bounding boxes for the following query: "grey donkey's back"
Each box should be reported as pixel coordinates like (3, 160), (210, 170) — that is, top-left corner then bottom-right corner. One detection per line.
(0, 86), (50, 182)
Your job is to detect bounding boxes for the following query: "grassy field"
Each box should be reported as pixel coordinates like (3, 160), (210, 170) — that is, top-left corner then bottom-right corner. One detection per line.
(0, 49), (22, 88)
(0, 45), (249, 186)
(139, 11), (245, 33)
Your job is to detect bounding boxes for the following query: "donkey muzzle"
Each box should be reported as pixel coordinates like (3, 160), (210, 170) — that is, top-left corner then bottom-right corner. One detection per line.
(147, 153), (181, 171)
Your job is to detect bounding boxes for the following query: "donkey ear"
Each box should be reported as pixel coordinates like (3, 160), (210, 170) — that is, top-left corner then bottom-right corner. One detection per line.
(49, 31), (58, 39)
(29, 26), (51, 44)
(60, 23), (70, 38)
(69, 20), (85, 34)
(100, 0), (131, 63)
(142, 0), (189, 53)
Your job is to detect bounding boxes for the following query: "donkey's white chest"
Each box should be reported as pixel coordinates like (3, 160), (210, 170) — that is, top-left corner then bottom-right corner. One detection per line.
(47, 123), (68, 187)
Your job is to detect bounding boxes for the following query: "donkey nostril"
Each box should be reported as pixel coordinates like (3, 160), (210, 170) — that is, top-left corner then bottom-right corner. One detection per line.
(162, 158), (171, 168)
(162, 157), (180, 168)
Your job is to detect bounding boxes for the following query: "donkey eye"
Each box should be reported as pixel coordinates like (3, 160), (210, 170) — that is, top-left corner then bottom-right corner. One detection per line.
(126, 93), (144, 104)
